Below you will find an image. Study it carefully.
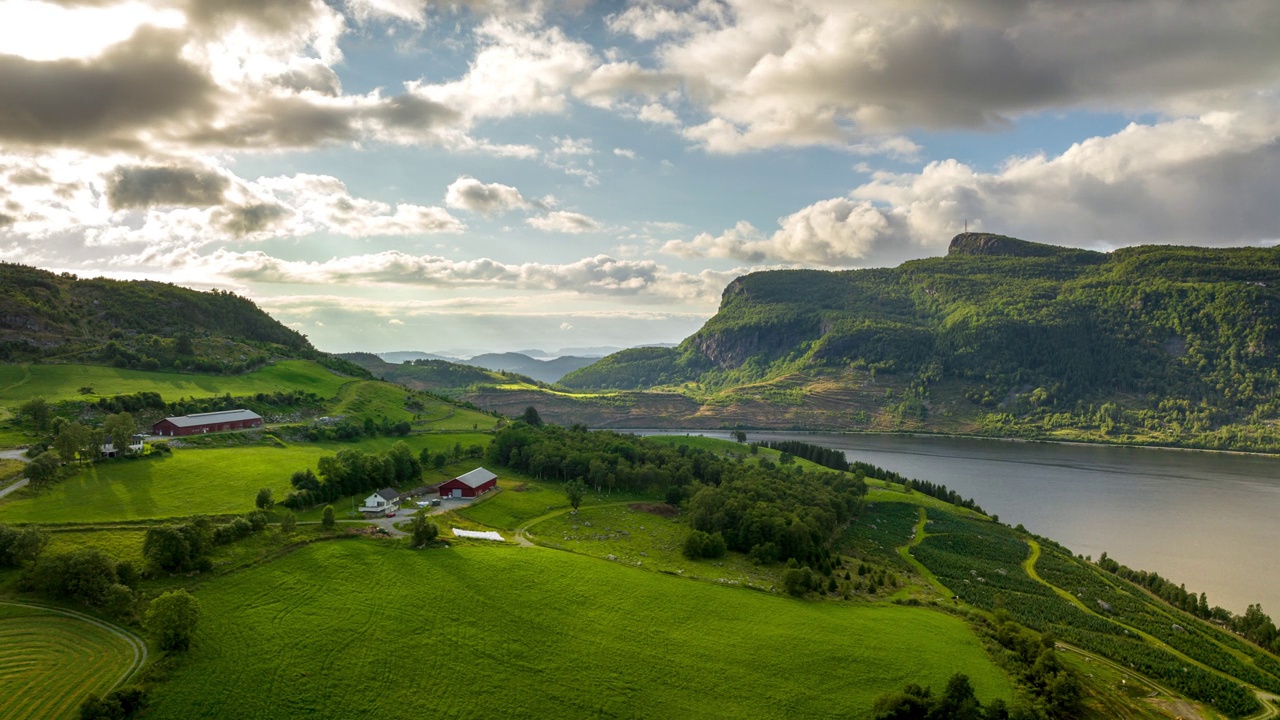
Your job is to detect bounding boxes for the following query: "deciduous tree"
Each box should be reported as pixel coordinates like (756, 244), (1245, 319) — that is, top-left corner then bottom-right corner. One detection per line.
(146, 589), (201, 651)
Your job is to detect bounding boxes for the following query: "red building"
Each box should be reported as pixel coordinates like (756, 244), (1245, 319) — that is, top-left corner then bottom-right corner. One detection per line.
(437, 467), (498, 499)
(152, 409), (263, 437)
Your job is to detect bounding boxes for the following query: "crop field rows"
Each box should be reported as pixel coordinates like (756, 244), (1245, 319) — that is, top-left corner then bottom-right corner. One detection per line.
(908, 513), (1266, 717)
(0, 603), (141, 720)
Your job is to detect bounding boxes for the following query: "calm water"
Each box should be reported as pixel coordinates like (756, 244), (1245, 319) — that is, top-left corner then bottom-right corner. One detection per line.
(635, 430), (1280, 615)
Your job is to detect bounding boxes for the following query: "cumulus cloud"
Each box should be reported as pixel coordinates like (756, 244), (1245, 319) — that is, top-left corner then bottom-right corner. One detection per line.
(663, 109), (1280, 265)
(527, 210), (602, 233)
(444, 176), (535, 215)
(186, 249), (740, 301)
(632, 0), (1280, 152)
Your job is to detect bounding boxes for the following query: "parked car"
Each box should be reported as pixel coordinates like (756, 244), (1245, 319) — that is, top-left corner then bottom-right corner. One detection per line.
(385, 510), (396, 518)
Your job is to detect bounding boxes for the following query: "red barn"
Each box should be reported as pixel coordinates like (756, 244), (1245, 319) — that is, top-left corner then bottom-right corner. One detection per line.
(437, 467), (498, 499)
(152, 409), (264, 437)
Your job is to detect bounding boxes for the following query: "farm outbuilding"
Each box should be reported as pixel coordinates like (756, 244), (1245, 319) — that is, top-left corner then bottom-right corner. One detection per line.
(437, 467), (497, 499)
(151, 409), (263, 437)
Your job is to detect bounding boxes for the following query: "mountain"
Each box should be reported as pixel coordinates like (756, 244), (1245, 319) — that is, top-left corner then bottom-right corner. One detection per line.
(465, 352), (598, 383)
(556, 234), (1280, 451)
(0, 262), (365, 375)
(339, 352), (532, 394)
(378, 351), (459, 364)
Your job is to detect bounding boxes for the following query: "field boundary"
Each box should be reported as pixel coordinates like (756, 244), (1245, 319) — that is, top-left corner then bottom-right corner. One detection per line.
(0, 599), (148, 691)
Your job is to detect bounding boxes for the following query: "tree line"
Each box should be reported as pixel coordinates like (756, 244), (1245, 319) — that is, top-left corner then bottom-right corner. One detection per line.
(755, 439), (850, 471)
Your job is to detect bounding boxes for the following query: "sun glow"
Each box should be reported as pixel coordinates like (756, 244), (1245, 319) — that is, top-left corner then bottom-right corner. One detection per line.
(0, 0), (185, 61)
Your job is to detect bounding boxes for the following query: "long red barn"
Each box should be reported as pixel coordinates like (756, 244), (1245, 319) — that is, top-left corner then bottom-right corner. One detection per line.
(152, 409), (263, 437)
(437, 467), (497, 499)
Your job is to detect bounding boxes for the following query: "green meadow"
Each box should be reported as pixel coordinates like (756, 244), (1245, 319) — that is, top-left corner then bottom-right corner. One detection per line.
(144, 541), (1013, 719)
(0, 360), (351, 410)
(0, 433), (494, 524)
(0, 603), (140, 720)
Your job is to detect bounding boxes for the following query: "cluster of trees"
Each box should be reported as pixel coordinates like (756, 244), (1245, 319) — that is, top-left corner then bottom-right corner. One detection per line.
(872, 673), (1009, 720)
(682, 529), (726, 559)
(282, 442), (422, 509)
(93, 391), (166, 414)
(20, 411), (144, 488)
(21, 547), (139, 618)
(1097, 552), (1280, 654)
(488, 423), (866, 569)
(290, 416), (412, 443)
(756, 440), (850, 471)
(142, 512), (272, 574)
(0, 522), (47, 568)
(164, 389), (325, 419)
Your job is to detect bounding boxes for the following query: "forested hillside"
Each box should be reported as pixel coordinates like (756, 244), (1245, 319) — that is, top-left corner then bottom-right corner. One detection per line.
(0, 263), (355, 375)
(560, 234), (1280, 451)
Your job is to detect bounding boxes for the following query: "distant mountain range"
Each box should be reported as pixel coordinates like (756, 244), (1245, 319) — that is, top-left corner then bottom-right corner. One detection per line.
(375, 344), (678, 383)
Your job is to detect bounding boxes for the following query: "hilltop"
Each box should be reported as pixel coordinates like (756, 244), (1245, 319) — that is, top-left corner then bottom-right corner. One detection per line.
(553, 235), (1280, 451)
(0, 263), (359, 376)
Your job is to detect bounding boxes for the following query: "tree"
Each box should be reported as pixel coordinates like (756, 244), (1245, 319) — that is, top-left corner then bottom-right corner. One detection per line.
(410, 509), (438, 547)
(732, 429), (747, 443)
(101, 413), (137, 455)
(146, 589), (201, 651)
(280, 511), (297, 535)
(521, 406), (543, 426)
(565, 478), (586, 512)
(322, 504), (335, 530)
(255, 487), (274, 511)
(175, 333), (194, 355)
(23, 450), (64, 488)
(54, 422), (92, 463)
(143, 525), (192, 573)
(18, 397), (51, 430)
(433, 452), (447, 471)
(0, 523), (48, 567)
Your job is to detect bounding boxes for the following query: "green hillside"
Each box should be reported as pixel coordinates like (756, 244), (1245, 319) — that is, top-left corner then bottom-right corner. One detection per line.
(0, 263), (367, 380)
(143, 541), (1012, 720)
(558, 234), (1280, 451)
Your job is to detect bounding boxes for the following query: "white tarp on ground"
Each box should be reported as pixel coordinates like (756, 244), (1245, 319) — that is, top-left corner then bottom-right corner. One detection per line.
(452, 529), (505, 541)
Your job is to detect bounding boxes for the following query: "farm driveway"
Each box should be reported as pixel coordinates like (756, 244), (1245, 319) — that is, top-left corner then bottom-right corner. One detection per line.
(358, 495), (481, 537)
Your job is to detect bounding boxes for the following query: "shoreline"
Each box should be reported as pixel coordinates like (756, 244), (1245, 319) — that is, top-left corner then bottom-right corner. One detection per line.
(626, 427), (1280, 460)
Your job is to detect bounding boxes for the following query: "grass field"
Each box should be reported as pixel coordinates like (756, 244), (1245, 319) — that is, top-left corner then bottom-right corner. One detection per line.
(144, 541), (1013, 719)
(0, 433), (495, 524)
(457, 475), (648, 530)
(0, 360), (352, 410)
(0, 602), (141, 720)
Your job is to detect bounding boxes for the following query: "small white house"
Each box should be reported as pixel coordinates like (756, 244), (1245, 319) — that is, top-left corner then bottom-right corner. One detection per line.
(101, 433), (146, 458)
(361, 487), (400, 513)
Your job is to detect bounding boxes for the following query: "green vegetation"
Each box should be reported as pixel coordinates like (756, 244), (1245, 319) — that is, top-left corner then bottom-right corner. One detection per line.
(558, 235), (1280, 452)
(0, 602), (141, 720)
(0, 360), (349, 410)
(142, 541), (1013, 719)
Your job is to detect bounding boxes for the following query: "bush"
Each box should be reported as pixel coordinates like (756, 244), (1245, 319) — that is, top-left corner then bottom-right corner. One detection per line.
(0, 523), (48, 567)
(255, 487), (274, 511)
(79, 687), (148, 720)
(214, 517), (252, 544)
(322, 505), (335, 530)
(245, 511), (269, 532)
(280, 511), (297, 535)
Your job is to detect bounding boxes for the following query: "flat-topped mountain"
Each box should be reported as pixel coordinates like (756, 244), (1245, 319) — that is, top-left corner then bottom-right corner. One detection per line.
(557, 235), (1280, 450)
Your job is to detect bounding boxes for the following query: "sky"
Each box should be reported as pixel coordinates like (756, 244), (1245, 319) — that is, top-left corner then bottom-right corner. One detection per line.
(2, 0), (1280, 355)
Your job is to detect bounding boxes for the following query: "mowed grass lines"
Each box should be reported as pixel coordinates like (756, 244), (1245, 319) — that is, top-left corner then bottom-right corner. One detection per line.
(0, 360), (350, 409)
(0, 603), (141, 720)
(0, 433), (496, 524)
(145, 541), (1013, 720)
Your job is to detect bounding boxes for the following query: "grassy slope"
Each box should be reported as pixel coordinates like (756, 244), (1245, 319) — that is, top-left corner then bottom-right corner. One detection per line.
(145, 541), (1012, 720)
(0, 603), (138, 720)
(0, 360), (351, 410)
(0, 433), (493, 524)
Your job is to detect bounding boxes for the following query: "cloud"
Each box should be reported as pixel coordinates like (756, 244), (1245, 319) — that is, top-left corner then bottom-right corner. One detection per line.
(188, 249), (741, 302)
(613, 148), (638, 159)
(640, 0), (1280, 152)
(444, 176), (534, 215)
(662, 109), (1280, 265)
(527, 210), (602, 233)
(559, 321), (573, 330)
(0, 26), (217, 150)
(637, 103), (679, 126)
(107, 165), (229, 210)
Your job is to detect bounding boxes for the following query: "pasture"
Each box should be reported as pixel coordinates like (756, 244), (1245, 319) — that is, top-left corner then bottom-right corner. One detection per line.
(0, 360), (351, 410)
(144, 541), (1013, 719)
(0, 602), (142, 720)
(0, 433), (495, 524)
